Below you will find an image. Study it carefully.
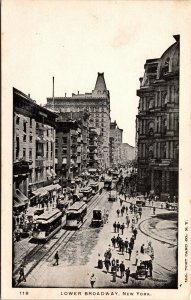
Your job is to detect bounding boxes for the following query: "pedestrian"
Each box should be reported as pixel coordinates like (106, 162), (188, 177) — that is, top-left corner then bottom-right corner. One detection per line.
(18, 264), (26, 283)
(113, 221), (117, 233)
(121, 207), (124, 217)
(125, 267), (130, 283)
(133, 228), (138, 240)
(104, 257), (111, 273)
(129, 240), (134, 251)
(119, 261), (125, 278)
(121, 240), (125, 255)
(120, 223), (125, 235)
(116, 234), (120, 247)
(153, 207), (156, 215)
(149, 261), (153, 277)
(140, 244), (145, 254)
(139, 211), (142, 218)
(128, 247), (132, 260)
(117, 209), (120, 217)
(125, 206), (128, 214)
(136, 214), (139, 224)
(54, 251), (59, 265)
(90, 273), (96, 288)
(117, 222), (120, 233)
(120, 198), (123, 206)
(124, 239), (129, 253)
(111, 236), (116, 248)
(135, 251), (139, 266)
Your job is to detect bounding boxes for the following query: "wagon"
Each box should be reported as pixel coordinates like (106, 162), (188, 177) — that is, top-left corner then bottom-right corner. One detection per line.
(91, 209), (104, 227)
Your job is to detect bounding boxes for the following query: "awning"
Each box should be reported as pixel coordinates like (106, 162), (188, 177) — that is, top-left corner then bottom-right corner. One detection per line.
(13, 197), (26, 208)
(46, 169), (52, 178)
(51, 169), (57, 176)
(14, 189), (28, 202)
(54, 184), (61, 190)
(32, 187), (48, 197)
(44, 185), (55, 192)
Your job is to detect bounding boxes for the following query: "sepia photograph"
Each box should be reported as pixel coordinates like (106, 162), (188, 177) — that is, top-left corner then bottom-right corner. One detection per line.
(1, 1), (191, 299)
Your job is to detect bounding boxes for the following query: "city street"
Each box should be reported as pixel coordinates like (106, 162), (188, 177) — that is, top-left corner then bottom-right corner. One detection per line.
(18, 190), (178, 288)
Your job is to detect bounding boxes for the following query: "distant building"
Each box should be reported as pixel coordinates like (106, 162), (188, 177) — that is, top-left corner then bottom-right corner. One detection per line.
(45, 72), (111, 168)
(109, 120), (123, 167)
(13, 88), (58, 207)
(120, 143), (135, 165)
(136, 35), (179, 200)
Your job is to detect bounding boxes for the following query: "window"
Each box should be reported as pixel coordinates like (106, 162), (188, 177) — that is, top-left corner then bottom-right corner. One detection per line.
(23, 148), (26, 160)
(16, 116), (20, 125)
(29, 149), (32, 160)
(62, 137), (67, 144)
(23, 122), (27, 133)
(50, 142), (53, 159)
(55, 148), (58, 157)
(23, 135), (26, 142)
(62, 148), (67, 155)
(16, 136), (19, 159)
(30, 118), (33, 127)
(46, 142), (49, 159)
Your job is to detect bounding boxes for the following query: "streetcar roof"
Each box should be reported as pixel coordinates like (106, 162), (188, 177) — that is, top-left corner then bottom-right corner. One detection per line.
(67, 201), (87, 212)
(36, 209), (62, 223)
(90, 182), (99, 187)
(80, 187), (92, 192)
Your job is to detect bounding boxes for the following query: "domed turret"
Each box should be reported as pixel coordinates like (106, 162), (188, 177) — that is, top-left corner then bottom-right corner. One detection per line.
(157, 35), (180, 79)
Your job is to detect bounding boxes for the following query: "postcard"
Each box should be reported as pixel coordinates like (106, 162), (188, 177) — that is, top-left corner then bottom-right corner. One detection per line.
(1, 1), (191, 300)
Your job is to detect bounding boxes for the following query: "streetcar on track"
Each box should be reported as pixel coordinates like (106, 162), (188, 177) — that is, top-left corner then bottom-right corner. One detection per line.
(103, 179), (112, 190)
(65, 201), (87, 229)
(32, 208), (63, 242)
(79, 186), (93, 202)
(89, 182), (99, 195)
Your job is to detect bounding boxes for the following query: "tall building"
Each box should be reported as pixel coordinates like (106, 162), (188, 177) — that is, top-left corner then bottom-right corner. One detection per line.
(45, 72), (111, 168)
(109, 121), (123, 167)
(13, 88), (58, 207)
(120, 143), (135, 165)
(136, 35), (179, 200)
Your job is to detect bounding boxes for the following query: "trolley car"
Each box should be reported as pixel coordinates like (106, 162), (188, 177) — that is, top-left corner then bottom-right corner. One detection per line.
(89, 182), (99, 195)
(79, 187), (93, 202)
(103, 179), (112, 191)
(65, 201), (87, 229)
(32, 209), (63, 242)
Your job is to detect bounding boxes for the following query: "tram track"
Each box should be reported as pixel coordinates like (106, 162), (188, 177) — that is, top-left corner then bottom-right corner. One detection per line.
(15, 188), (108, 285)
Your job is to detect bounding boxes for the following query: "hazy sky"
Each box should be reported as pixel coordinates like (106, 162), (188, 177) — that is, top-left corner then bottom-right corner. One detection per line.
(2, 0), (189, 146)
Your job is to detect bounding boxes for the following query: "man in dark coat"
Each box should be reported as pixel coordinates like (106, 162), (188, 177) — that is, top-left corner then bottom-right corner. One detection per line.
(120, 223), (125, 235)
(54, 251), (59, 265)
(104, 257), (111, 273)
(125, 267), (130, 283)
(128, 247), (132, 260)
(140, 244), (145, 254)
(117, 222), (120, 233)
(133, 228), (138, 239)
(124, 239), (129, 253)
(111, 236), (116, 248)
(119, 261), (125, 278)
(113, 221), (117, 233)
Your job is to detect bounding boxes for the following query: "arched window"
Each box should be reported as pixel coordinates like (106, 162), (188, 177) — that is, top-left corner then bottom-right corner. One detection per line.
(163, 119), (167, 134)
(148, 145), (154, 159)
(162, 57), (170, 75)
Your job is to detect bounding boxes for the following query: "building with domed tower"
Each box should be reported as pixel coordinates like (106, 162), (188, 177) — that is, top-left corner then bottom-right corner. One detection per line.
(45, 72), (111, 169)
(136, 35), (179, 200)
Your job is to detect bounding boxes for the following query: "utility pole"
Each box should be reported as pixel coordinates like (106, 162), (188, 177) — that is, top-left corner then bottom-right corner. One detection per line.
(53, 76), (55, 111)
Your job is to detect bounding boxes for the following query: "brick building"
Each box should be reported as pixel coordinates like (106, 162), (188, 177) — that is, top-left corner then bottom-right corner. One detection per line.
(13, 88), (58, 207)
(45, 72), (111, 168)
(136, 35), (179, 200)
(109, 120), (123, 167)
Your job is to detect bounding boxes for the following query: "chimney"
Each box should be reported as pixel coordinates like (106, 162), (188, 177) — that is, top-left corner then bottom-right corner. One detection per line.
(65, 93), (67, 97)
(78, 91), (79, 95)
(28, 94), (30, 98)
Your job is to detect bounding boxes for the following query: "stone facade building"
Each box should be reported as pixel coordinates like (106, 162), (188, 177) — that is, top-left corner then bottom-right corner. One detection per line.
(120, 143), (135, 165)
(13, 88), (58, 206)
(109, 121), (123, 167)
(46, 72), (111, 168)
(136, 35), (179, 200)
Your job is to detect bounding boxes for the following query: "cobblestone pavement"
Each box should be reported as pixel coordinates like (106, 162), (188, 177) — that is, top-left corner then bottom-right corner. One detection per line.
(19, 194), (178, 288)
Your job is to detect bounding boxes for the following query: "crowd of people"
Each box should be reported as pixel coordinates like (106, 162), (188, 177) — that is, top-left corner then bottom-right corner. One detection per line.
(94, 193), (155, 287)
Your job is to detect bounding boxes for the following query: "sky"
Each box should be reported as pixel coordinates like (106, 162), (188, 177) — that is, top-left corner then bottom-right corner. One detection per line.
(2, 0), (190, 146)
